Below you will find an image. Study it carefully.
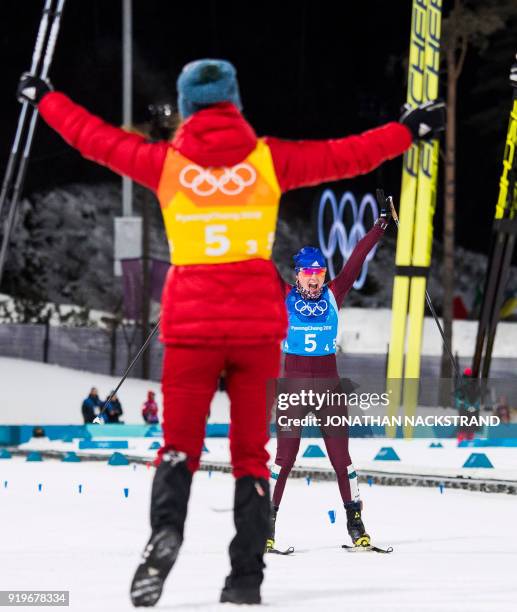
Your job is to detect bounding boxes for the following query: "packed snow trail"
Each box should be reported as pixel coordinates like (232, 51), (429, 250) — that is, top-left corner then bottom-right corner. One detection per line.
(1, 458), (515, 611)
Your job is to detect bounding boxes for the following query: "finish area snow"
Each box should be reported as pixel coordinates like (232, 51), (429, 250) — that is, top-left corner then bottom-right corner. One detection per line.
(1, 459), (516, 611)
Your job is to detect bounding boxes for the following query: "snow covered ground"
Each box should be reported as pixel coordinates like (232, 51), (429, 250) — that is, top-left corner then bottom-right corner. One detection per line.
(18, 436), (517, 483)
(1, 458), (516, 611)
(4, 355), (517, 483)
(3, 356), (517, 430)
(0, 356), (224, 425)
(338, 308), (517, 357)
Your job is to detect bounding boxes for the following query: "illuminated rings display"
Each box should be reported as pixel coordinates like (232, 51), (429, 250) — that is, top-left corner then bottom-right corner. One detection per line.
(317, 189), (378, 289)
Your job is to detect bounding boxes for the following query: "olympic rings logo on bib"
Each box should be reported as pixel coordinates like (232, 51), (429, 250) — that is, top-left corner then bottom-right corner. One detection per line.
(294, 299), (328, 317)
(179, 163), (257, 197)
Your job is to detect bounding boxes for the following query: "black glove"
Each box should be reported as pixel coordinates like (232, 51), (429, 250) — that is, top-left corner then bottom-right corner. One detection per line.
(17, 72), (53, 106)
(399, 99), (445, 141)
(375, 188), (392, 229)
(510, 60), (517, 90)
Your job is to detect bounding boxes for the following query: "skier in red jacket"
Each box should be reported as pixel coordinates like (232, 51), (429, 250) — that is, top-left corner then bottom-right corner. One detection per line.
(18, 59), (444, 607)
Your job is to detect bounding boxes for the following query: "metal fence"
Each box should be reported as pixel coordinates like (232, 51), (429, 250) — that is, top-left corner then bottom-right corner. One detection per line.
(0, 323), (163, 381)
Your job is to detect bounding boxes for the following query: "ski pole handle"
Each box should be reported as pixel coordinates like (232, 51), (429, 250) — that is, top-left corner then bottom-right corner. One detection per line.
(375, 188), (399, 228)
(387, 196), (399, 227)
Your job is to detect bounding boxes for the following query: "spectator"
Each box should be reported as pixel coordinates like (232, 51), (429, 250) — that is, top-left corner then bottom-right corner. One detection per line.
(104, 391), (124, 424)
(81, 387), (102, 424)
(495, 395), (511, 424)
(142, 391), (159, 424)
(454, 368), (481, 443)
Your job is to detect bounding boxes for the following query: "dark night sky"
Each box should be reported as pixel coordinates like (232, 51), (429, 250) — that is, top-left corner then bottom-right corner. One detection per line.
(1, 0), (516, 256)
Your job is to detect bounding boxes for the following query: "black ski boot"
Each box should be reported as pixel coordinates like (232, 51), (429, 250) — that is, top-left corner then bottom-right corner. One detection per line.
(344, 500), (370, 548)
(220, 477), (270, 605)
(130, 528), (182, 607)
(130, 451), (192, 607)
(265, 505), (278, 552)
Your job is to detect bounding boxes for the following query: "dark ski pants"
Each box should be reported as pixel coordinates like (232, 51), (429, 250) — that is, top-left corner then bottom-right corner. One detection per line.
(273, 435), (356, 506)
(272, 377), (359, 507)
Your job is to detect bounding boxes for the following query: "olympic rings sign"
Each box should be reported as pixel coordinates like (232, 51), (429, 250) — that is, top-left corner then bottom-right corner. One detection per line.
(294, 299), (328, 317)
(317, 189), (378, 289)
(179, 163), (257, 196)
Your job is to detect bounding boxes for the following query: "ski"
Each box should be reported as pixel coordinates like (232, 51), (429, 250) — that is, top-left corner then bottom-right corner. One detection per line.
(472, 88), (517, 378)
(386, 0), (428, 434)
(267, 546), (295, 556)
(402, 0), (443, 431)
(472, 232), (508, 377)
(387, 0), (443, 435)
(342, 544), (393, 554)
(482, 224), (516, 377)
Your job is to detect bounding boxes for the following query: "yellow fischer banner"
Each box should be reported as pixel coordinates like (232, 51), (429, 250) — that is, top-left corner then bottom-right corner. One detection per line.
(496, 98), (517, 221)
(387, 0), (443, 436)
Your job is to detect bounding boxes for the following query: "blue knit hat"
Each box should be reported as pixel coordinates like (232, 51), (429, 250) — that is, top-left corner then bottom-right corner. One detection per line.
(177, 59), (242, 119)
(294, 246), (326, 270)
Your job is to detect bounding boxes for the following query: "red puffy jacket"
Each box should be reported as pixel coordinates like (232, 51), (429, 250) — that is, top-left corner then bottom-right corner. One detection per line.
(38, 93), (412, 346)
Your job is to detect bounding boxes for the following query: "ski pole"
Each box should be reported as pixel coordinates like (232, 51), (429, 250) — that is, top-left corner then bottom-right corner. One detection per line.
(378, 189), (460, 381)
(93, 319), (161, 424)
(0, 0), (67, 285)
(0, 0), (54, 220)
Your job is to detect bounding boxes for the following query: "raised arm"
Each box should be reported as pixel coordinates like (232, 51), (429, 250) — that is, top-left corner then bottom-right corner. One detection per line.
(264, 100), (446, 193)
(265, 123), (412, 192)
(38, 92), (168, 191)
(328, 220), (387, 308)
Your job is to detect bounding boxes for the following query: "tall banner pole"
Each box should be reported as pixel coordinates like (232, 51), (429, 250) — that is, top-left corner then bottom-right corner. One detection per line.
(122, 0), (133, 218)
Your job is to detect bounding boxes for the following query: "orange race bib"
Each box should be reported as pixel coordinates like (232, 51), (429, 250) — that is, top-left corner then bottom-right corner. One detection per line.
(157, 139), (281, 265)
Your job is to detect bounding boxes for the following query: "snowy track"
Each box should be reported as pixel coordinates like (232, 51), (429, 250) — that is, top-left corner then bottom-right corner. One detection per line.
(16, 435), (517, 494)
(8, 447), (517, 495)
(1, 458), (516, 611)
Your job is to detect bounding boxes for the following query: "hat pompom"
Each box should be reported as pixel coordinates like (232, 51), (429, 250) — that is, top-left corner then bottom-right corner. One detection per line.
(177, 59), (242, 119)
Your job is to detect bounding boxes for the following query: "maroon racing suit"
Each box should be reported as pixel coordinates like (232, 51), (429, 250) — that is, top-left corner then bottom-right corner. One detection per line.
(272, 220), (386, 507)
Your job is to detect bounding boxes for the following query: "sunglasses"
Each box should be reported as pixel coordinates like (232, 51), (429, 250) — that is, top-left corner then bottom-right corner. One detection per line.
(299, 267), (326, 277)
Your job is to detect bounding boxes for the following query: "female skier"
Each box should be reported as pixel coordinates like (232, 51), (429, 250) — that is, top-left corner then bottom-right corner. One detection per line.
(268, 211), (390, 554)
(17, 59), (443, 606)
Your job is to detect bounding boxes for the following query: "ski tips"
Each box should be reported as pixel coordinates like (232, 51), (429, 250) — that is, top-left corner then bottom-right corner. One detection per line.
(342, 544), (394, 554)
